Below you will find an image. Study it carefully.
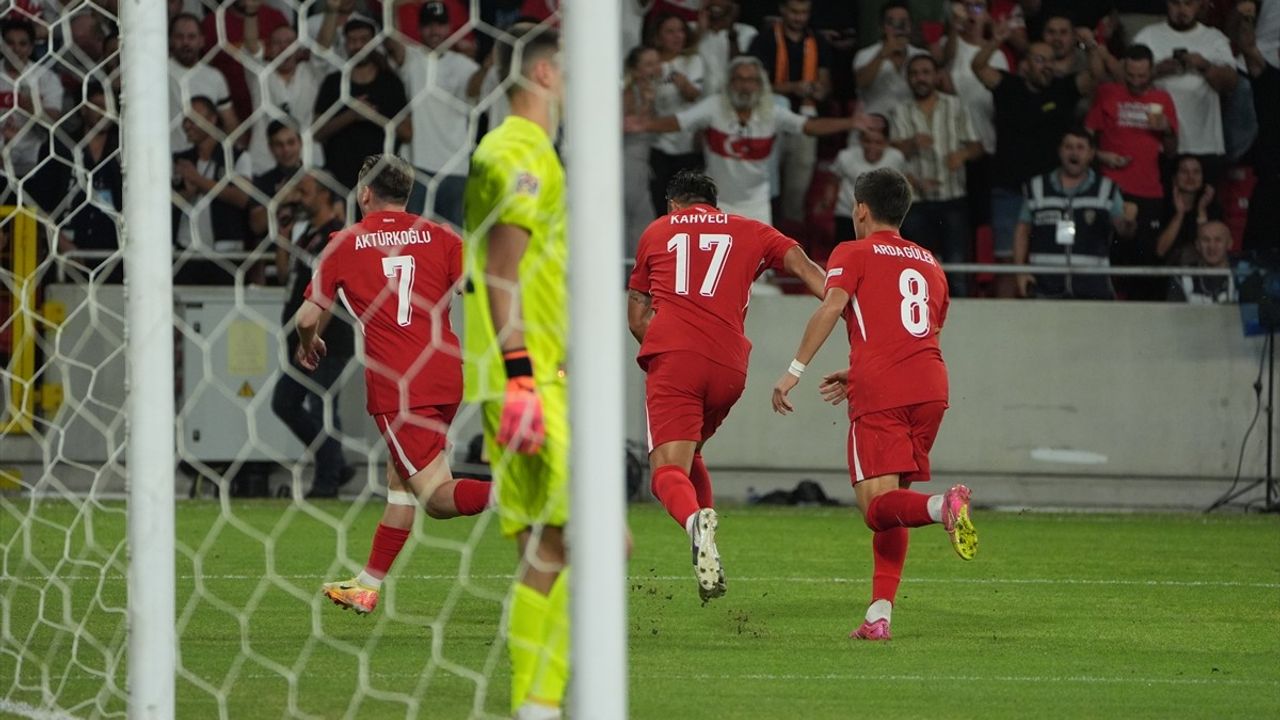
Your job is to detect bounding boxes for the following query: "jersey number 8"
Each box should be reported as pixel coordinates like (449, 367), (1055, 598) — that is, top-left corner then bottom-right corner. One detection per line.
(899, 268), (930, 337)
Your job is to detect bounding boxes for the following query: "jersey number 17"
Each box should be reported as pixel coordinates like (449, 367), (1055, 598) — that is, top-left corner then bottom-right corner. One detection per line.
(667, 232), (732, 297)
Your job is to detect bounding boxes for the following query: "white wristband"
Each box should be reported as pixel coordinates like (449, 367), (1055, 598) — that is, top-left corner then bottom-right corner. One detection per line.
(787, 359), (806, 378)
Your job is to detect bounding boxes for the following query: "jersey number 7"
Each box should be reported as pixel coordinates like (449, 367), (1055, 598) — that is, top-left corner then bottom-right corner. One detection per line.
(382, 255), (416, 327)
(667, 232), (733, 297)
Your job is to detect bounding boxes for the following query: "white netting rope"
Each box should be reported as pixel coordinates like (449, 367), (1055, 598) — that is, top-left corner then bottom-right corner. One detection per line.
(1, 1), (558, 717)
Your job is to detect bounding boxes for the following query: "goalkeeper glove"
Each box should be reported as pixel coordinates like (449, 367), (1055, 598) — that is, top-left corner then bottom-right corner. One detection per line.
(497, 349), (545, 454)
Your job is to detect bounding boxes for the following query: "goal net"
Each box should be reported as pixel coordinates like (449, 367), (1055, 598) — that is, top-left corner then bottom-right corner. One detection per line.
(1, 1), (625, 717)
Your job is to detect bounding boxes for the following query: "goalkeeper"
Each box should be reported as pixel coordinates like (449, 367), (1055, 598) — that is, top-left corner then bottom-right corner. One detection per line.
(462, 21), (569, 720)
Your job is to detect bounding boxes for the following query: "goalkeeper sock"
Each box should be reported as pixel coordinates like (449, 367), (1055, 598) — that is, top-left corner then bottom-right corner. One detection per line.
(528, 570), (569, 709)
(508, 581), (552, 713)
(871, 527), (908, 605)
(864, 490), (934, 532)
(689, 454), (714, 508)
(651, 465), (699, 529)
(363, 523), (411, 584)
(452, 479), (491, 516)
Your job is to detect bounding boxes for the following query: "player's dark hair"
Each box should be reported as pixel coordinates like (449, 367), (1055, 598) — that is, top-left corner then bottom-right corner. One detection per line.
(1124, 43), (1155, 64)
(498, 22), (560, 96)
(358, 154), (414, 204)
(879, 1), (910, 25)
(1062, 125), (1095, 148)
(666, 170), (718, 208)
(853, 168), (912, 227)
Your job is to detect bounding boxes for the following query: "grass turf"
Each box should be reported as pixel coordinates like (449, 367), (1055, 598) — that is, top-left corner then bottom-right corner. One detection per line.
(2, 500), (1278, 719)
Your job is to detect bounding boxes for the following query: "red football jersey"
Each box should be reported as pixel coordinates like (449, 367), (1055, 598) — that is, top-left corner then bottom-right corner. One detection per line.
(305, 211), (463, 415)
(824, 230), (949, 418)
(629, 204), (797, 374)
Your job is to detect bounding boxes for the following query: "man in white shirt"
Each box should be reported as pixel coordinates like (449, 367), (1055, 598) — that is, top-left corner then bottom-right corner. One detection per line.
(942, 0), (1009, 157)
(630, 56), (857, 224)
(245, 24), (328, 174)
(697, 0), (759, 94)
(391, 1), (478, 227)
(1256, 0), (1280, 68)
(306, 0), (376, 64)
(831, 113), (905, 240)
(1134, 0), (1238, 170)
(169, 13), (238, 154)
(853, 1), (929, 116)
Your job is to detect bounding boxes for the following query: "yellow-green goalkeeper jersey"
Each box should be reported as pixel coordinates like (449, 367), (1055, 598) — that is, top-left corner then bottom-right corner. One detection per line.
(463, 114), (568, 402)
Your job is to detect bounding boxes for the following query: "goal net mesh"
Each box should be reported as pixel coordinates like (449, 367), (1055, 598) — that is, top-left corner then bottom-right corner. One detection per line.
(1, 1), (562, 717)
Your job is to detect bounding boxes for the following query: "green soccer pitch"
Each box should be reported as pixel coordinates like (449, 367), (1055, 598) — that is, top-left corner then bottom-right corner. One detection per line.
(3, 501), (1278, 719)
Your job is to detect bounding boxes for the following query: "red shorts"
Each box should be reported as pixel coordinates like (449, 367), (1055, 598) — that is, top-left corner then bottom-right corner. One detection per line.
(644, 351), (746, 451)
(847, 401), (947, 485)
(374, 403), (459, 480)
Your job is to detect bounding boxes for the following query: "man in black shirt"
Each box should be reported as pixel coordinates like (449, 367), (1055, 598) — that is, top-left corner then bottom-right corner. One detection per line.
(313, 18), (410, 195)
(272, 172), (354, 498)
(247, 120), (305, 280)
(973, 26), (1100, 296)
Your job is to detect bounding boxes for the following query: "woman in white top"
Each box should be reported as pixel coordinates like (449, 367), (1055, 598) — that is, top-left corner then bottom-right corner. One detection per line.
(648, 13), (706, 215)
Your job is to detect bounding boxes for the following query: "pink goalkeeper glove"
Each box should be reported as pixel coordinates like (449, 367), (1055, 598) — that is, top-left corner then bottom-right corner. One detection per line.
(498, 351), (545, 454)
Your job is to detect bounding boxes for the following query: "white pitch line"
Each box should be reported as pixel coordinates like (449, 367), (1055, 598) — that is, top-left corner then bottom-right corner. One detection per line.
(3, 573), (1277, 589)
(0, 699), (82, 720)
(644, 672), (1280, 688)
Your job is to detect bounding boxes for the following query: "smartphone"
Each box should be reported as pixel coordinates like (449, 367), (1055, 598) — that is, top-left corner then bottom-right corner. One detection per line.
(1172, 48), (1188, 61)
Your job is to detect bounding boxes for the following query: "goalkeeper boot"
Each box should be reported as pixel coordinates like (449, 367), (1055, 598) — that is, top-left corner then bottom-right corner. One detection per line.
(942, 484), (978, 561)
(691, 508), (725, 602)
(322, 578), (379, 615)
(850, 618), (892, 641)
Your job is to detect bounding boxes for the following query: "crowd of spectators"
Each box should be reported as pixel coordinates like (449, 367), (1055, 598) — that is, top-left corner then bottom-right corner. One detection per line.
(0, 0), (1277, 304)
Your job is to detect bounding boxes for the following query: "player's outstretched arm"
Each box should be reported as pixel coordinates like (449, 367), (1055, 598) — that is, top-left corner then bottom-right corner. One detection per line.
(781, 246), (828, 299)
(293, 299), (332, 371)
(771, 287), (849, 415)
(627, 290), (653, 344)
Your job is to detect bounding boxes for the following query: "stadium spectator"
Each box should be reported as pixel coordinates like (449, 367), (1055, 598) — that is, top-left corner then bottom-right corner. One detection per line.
(748, 0), (833, 224)
(308, 0), (376, 63)
(891, 54), (983, 297)
(56, 82), (122, 283)
(168, 13), (238, 154)
(1042, 13), (1088, 77)
(853, 1), (930, 117)
(373, 0), (476, 58)
(1014, 128), (1128, 300)
(1241, 13), (1279, 255)
(941, 0), (1009, 160)
(200, 0), (290, 135)
(1168, 220), (1237, 302)
(974, 23), (1099, 297)
(1133, 0), (1237, 175)
(697, 0), (758, 94)
(172, 95), (253, 285)
(630, 56), (859, 225)
(1156, 154), (1224, 264)
(831, 114), (905, 242)
(55, 9), (113, 102)
(623, 45), (661, 255)
(244, 23), (329, 177)
(648, 13), (707, 216)
(1086, 43), (1180, 299)
(1255, 0), (1280, 66)
(1, 19), (63, 173)
(313, 17), (410, 195)
(272, 171), (354, 499)
(247, 120), (306, 255)
(392, 1), (479, 227)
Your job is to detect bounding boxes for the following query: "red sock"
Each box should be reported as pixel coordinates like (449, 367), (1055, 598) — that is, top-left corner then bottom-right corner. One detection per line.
(871, 527), (909, 603)
(651, 465), (700, 528)
(689, 454), (714, 508)
(365, 523), (411, 580)
(452, 479), (490, 516)
(864, 489), (934, 532)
